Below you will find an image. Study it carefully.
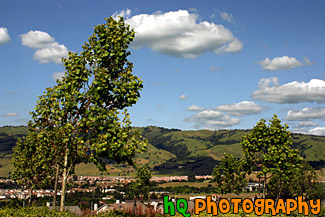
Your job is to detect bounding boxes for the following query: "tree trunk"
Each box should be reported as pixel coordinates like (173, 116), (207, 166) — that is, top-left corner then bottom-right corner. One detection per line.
(258, 176), (261, 198)
(263, 175), (266, 198)
(60, 148), (68, 212)
(263, 175), (266, 199)
(53, 163), (59, 208)
(133, 195), (137, 216)
(29, 188), (33, 205)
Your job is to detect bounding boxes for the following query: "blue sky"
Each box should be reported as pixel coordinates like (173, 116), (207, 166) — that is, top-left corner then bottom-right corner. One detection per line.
(1, 0), (325, 135)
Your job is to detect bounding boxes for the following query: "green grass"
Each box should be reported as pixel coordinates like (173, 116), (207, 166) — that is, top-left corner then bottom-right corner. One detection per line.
(0, 126), (324, 176)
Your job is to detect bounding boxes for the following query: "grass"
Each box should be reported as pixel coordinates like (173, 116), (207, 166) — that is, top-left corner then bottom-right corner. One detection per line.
(0, 158), (14, 177)
(159, 181), (215, 188)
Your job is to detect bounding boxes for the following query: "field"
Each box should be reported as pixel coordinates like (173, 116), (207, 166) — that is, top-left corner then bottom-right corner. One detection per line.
(0, 126), (324, 177)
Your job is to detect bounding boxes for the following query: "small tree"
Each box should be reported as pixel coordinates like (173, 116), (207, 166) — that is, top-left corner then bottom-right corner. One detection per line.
(11, 126), (58, 204)
(241, 114), (303, 199)
(212, 153), (247, 195)
(131, 166), (152, 215)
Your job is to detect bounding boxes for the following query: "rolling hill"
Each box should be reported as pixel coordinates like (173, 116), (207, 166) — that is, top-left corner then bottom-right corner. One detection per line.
(0, 125), (324, 177)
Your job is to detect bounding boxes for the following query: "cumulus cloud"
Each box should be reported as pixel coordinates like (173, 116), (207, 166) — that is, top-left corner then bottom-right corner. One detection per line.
(287, 107), (325, 121)
(297, 121), (318, 127)
(20, 30), (55, 49)
(121, 9), (242, 58)
(52, 72), (65, 81)
(308, 127), (325, 136)
(187, 105), (205, 111)
(20, 30), (68, 64)
(252, 77), (325, 103)
(219, 12), (234, 23)
(178, 94), (187, 100)
(34, 42), (68, 64)
(258, 56), (303, 71)
(0, 27), (10, 46)
(184, 109), (240, 129)
(2, 113), (18, 117)
(216, 101), (263, 116)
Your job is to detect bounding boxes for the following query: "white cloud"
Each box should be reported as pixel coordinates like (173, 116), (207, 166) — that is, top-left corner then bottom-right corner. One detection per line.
(297, 121), (318, 127)
(178, 94), (187, 100)
(184, 109), (240, 129)
(258, 56), (303, 71)
(2, 113), (18, 117)
(253, 77), (325, 103)
(122, 9), (242, 58)
(0, 27), (10, 46)
(113, 9), (132, 19)
(287, 107), (325, 120)
(187, 105), (205, 111)
(52, 72), (65, 81)
(216, 101), (263, 116)
(20, 30), (55, 49)
(20, 30), (68, 64)
(219, 12), (234, 23)
(34, 42), (68, 64)
(308, 127), (325, 136)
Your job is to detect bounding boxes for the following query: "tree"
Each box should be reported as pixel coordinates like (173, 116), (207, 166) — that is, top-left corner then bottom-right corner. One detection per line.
(11, 125), (58, 204)
(241, 114), (303, 199)
(27, 16), (147, 211)
(131, 166), (152, 215)
(269, 161), (318, 199)
(212, 153), (247, 195)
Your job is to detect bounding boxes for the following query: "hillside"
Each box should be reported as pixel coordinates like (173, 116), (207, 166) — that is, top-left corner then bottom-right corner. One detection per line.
(0, 125), (324, 176)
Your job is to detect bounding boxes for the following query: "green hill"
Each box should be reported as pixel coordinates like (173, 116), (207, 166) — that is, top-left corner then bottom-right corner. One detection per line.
(0, 125), (324, 177)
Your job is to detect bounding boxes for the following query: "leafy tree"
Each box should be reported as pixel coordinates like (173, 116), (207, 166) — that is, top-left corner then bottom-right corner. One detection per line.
(269, 161), (318, 199)
(131, 166), (152, 215)
(11, 125), (58, 204)
(212, 153), (247, 195)
(26, 16), (147, 211)
(241, 114), (304, 199)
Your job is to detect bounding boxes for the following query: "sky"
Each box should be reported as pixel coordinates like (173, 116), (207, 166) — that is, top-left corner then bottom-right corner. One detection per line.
(1, 0), (325, 135)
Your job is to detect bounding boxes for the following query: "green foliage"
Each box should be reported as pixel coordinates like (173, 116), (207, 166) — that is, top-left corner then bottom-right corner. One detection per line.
(241, 115), (314, 199)
(268, 161), (319, 199)
(212, 153), (247, 195)
(2, 125), (324, 177)
(12, 16), (147, 210)
(0, 206), (76, 217)
(11, 126), (57, 190)
(131, 166), (152, 199)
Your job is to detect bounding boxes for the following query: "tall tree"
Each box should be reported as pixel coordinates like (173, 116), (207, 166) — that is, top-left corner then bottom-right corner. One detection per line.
(212, 153), (247, 195)
(241, 114), (303, 199)
(28, 16), (147, 211)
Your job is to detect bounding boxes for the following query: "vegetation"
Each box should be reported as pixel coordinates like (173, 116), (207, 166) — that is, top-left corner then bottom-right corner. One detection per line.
(212, 153), (247, 195)
(11, 129), (58, 204)
(10, 16), (147, 211)
(209, 115), (322, 200)
(0, 125), (324, 177)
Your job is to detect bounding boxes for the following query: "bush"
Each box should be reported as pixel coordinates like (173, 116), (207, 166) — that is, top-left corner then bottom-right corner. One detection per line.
(0, 206), (76, 217)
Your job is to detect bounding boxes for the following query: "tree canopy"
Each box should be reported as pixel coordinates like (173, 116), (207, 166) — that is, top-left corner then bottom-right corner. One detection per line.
(12, 16), (148, 211)
(212, 153), (247, 195)
(241, 114), (312, 199)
